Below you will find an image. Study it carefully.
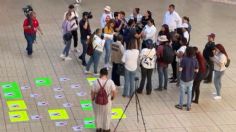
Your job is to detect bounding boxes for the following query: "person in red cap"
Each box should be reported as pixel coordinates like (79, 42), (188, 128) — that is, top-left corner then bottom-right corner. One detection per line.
(203, 33), (216, 83)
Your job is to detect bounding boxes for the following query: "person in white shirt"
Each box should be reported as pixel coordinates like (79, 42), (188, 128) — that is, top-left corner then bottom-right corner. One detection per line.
(129, 8), (142, 23)
(211, 44), (228, 100)
(137, 39), (156, 95)
(85, 28), (105, 76)
(179, 23), (190, 44)
(100, 6), (113, 28)
(163, 4), (182, 37)
(122, 43), (139, 97)
(64, 4), (80, 52)
(141, 18), (157, 48)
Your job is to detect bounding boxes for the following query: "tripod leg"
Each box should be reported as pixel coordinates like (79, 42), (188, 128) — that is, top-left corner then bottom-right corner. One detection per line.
(135, 92), (139, 122)
(135, 93), (147, 132)
(114, 92), (135, 132)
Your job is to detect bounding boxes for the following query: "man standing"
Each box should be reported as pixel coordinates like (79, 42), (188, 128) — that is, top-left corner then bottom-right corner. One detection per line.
(23, 11), (43, 55)
(163, 4), (182, 39)
(64, 4), (79, 52)
(203, 33), (216, 83)
(78, 12), (91, 66)
(100, 6), (113, 28)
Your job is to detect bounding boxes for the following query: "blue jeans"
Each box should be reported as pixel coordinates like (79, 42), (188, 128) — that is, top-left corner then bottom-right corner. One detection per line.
(104, 39), (113, 65)
(123, 68), (136, 97)
(214, 70), (224, 96)
(157, 66), (168, 89)
(86, 50), (102, 73)
(63, 39), (72, 57)
(179, 80), (193, 108)
(79, 39), (88, 62)
(24, 33), (36, 55)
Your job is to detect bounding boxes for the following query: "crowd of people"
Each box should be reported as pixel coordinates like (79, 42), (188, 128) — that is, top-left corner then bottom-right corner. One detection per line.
(22, 3), (230, 132)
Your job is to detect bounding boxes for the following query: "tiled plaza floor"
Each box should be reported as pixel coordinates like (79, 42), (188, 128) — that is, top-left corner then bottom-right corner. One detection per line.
(0, 0), (236, 131)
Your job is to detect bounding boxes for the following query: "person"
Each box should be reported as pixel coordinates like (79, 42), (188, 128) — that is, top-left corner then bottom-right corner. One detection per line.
(23, 11), (43, 55)
(158, 24), (171, 45)
(122, 42), (139, 97)
(85, 29), (105, 76)
(91, 68), (116, 132)
(114, 12), (125, 34)
(192, 47), (207, 104)
(141, 10), (152, 28)
(175, 47), (199, 111)
(129, 8), (142, 23)
(100, 6), (113, 28)
(182, 16), (192, 32)
(137, 39), (156, 95)
(155, 35), (170, 91)
(64, 4), (79, 52)
(103, 19), (115, 70)
(211, 44), (228, 100)
(169, 33), (181, 83)
(111, 35), (125, 86)
(203, 33), (216, 83)
(176, 37), (188, 85)
(60, 12), (74, 61)
(179, 23), (190, 44)
(123, 19), (142, 49)
(163, 4), (182, 39)
(141, 18), (157, 48)
(78, 12), (91, 66)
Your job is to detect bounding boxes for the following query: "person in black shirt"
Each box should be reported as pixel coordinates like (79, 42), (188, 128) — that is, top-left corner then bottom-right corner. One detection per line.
(141, 10), (152, 28)
(203, 33), (216, 83)
(158, 24), (171, 42)
(78, 12), (91, 66)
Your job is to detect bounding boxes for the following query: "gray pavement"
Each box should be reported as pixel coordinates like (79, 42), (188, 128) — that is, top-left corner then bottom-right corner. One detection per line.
(0, 0), (236, 131)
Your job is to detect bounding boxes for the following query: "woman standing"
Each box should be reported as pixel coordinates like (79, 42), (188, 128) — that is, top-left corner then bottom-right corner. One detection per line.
(85, 29), (105, 76)
(137, 39), (156, 95)
(141, 10), (152, 28)
(129, 8), (142, 23)
(211, 44), (228, 100)
(158, 24), (171, 42)
(122, 43), (139, 97)
(91, 68), (116, 132)
(104, 19), (115, 70)
(60, 12), (73, 61)
(192, 47), (206, 104)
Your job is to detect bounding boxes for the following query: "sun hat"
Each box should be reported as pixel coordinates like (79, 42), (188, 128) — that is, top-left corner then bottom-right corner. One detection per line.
(157, 35), (168, 42)
(104, 6), (111, 12)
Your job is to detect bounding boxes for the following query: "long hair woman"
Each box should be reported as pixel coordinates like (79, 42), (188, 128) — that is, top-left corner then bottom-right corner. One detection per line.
(211, 44), (228, 100)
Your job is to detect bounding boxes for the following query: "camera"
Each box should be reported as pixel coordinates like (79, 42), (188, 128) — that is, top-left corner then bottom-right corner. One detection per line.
(83, 11), (93, 19)
(22, 5), (33, 17)
(135, 23), (143, 34)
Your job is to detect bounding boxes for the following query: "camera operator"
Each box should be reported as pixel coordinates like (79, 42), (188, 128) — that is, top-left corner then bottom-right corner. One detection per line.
(64, 4), (79, 52)
(23, 11), (43, 56)
(141, 18), (157, 49)
(78, 12), (92, 66)
(123, 19), (142, 49)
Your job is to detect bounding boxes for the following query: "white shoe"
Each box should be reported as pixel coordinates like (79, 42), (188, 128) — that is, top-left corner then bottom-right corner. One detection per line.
(84, 70), (90, 74)
(214, 96), (222, 100)
(212, 92), (217, 95)
(93, 73), (99, 76)
(65, 57), (72, 61)
(60, 54), (65, 59)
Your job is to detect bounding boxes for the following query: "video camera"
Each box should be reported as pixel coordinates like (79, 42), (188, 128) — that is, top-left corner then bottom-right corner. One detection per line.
(83, 11), (93, 19)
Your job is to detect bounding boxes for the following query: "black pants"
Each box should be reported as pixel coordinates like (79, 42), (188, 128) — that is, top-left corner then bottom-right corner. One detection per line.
(112, 63), (121, 86)
(192, 73), (204, 102)
(205, 60), (214, 82)
(139, 66), (153, 93)
(171, 56), (177, 79)
(71, 30), (78, 48)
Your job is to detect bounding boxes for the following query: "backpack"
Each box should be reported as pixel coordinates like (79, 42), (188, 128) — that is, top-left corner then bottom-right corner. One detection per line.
(225, 58), (230, 68)
(161, 45), (175, 64)
(95, 79), (109, 105)
(141, 49), (155, 69)
(122, 27), (132, 45)
(86, 34), (95, 56)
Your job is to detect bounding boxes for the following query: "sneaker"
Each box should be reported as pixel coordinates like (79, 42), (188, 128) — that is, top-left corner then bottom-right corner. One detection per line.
(136, 88), (143, 94)
(175, 104), (183, 110)
(214, 96), (222, 100)
(60, 54), (65, 59)
(84, 70), (90, 74)
(169, 79), (177, 83)
(212, 92), (217, 95)
(65, 57), (72, 61)
(93, 73), (99, 76)
(186, 107), (191, 111)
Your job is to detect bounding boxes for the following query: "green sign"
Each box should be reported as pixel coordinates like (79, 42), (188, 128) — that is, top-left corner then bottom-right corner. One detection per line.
(84, 117), (96, 129)
(34, 77), (52, 87)
(80, 100), (93, 111)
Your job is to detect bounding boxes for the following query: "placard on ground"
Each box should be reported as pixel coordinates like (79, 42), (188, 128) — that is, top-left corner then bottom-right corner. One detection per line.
(112, 108), (126, 119)
(48, 109), (69, 120)
(86, 77), (97, 86)
(7, 100), (27, 111)
(9, 111), (29, 122)
(80, 100), (93, 111)
(84, 117), (96, 129)
(34, 77), (52, 87)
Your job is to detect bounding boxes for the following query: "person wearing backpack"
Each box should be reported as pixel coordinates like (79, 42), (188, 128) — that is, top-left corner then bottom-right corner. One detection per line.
(211, 44), (228, 100)
(155, 35), (173, 91)
(91, 68), (116, 132)
(137, 39), (156, 95)
(85, 29), (105, 76)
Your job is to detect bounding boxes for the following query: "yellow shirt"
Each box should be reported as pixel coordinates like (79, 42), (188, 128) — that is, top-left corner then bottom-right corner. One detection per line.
(104, 26), (114, 34)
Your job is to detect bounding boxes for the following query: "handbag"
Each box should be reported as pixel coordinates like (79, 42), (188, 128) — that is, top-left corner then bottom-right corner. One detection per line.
(116, 64), (125, 76)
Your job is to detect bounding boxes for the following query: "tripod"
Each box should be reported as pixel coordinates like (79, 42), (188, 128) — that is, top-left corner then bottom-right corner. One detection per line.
(114, 77), (147, 132)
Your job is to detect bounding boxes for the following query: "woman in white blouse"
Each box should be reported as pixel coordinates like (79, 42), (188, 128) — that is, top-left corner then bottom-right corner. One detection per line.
(211, 44), (228, 100)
